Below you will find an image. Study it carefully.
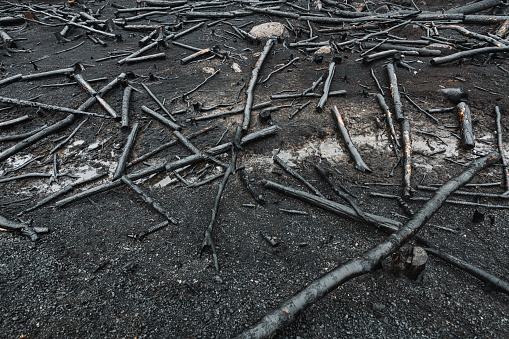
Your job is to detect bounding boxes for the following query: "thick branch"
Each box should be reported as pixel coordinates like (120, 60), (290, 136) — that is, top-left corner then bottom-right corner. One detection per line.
(237, 152), (500, 338)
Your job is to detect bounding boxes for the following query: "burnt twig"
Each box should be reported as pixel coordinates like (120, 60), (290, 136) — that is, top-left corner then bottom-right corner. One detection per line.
(121, 175), (178, 224)
(331, 105), (372, 173)
(273, 154), (325, 198)
(112, 122), (140, 180)
(316, 61), (335, 112)
(242, 36), (276, 131)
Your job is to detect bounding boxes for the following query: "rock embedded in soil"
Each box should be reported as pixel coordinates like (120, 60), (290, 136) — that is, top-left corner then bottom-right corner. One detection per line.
(249, 22), (289, 40)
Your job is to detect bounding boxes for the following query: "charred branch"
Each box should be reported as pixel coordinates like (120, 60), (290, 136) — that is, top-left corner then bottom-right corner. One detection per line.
(331, 105), (372, 173)
(238, 153), (501, 338)
(242, 36), (276, 131)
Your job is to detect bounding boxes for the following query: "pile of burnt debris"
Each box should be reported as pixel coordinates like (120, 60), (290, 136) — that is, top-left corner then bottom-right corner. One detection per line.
(1, 0), (509, 337)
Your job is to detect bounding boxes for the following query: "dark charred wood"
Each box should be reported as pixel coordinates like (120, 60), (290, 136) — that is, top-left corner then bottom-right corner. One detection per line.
(243, 36), (276, 131)
(417, 185), (509, 199)
(200, 145), (238, 271)
(314, 164), (370, 224)
(404, 94), (440, 124)
(0, 115), (31, 128)
(0, 96), (107, 118)
(23, 172), (106, 213)
(261, 57), (299, 83)
(271, 90), (346, 100)
(447, 0), (503, 14)
(239, 153), (500, 338)
(442, 88), (468, 104)
(181, 48), (211, 64)
(0, 73), (22, 86)
(273, 154), (325, 198)
(121, 84), (133, 128)
(316, 61), (335, 112)
(118, 40), (162, 65)
(167, 22), (204, 40)
(21, 66), (76, 81)
(121, 175), (178, 224)
(1, 126), (62, 144)
(182, 69), (220, 99)
(431, 46), (509, 65)
(0, 114), (75, 163)
(135, 220), (169, 240)
(386, 63), (404, 122)
(125, 52), (166, 63)
(371, 93), (400, 148)
(361, 42), (442, 56)
(0, 214), (47, 241)
(139, 0), (188, 7)
(50, 118), (88, 155)
(425, 247), (509, 295)
(331, 105), (372, 173)
(363, 50), (419, 64)
(112, 123), (140, 180)
(264, 180), (400, 231)
(239, 168), (267, 205)
(289, 100), (311, 119)
(141, 105), (181, 131)
(457, 102), (475, 150)
(141, 82), (176, 122)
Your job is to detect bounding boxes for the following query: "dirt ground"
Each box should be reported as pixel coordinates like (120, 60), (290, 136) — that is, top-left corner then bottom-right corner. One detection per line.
(1, 0), (509, 338)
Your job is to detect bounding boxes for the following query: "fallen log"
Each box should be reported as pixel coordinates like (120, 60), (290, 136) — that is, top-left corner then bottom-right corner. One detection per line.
(371, 93), (400, 148)
(242, 36), (276, 131)
(314, 164), (370, 224)
(185, 101), (271, 123)
(271, 90), (346, 100)
(121, 84), (132, 128)
(238, 152), (500, 338)
(331, 105), (371, 173)
(49, 118), (88, 155)
(425, 247), (509, 295)
(141, 82), (176, 122)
